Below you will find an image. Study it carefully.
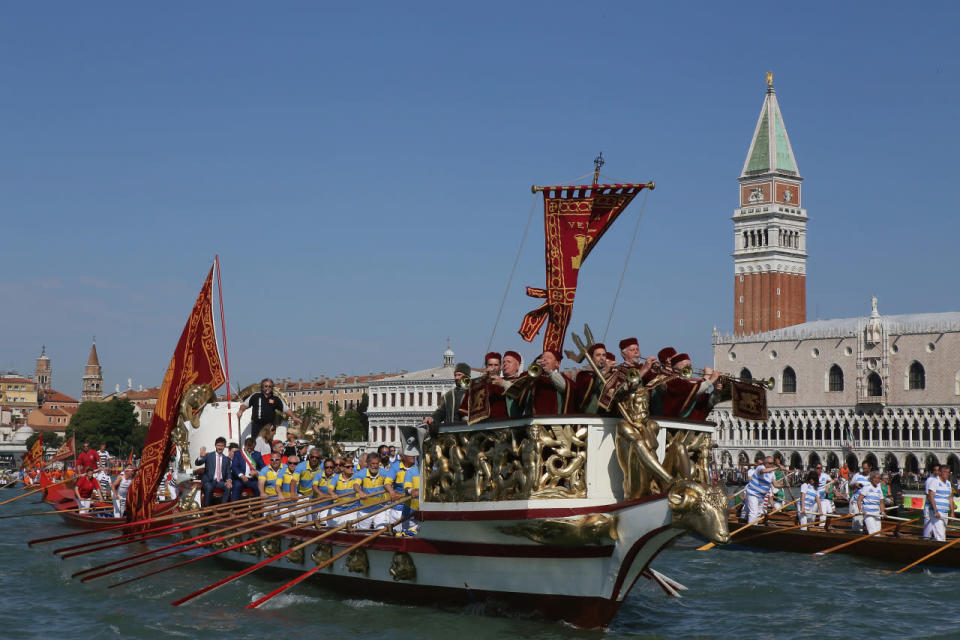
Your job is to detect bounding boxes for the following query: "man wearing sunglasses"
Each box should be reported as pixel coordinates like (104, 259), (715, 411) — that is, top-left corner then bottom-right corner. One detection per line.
(237, 378), (302, 443)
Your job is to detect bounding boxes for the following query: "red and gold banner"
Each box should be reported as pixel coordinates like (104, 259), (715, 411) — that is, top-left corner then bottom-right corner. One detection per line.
(731, 380), (767, 421)
(519, 183), (652, 352)
(49, 436), (75, 464)
(126, 267), (225, 522)
(21, 434), (43, 469)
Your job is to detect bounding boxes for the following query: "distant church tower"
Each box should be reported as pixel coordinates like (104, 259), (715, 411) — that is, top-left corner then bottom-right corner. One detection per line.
(81, 340), (103, 402)
(733, 72), (807, 336)
(35, 345), (51, 392)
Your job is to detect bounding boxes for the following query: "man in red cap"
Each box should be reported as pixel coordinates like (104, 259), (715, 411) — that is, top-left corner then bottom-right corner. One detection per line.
(653, 350), (720, 418)
(573, 343), (612, 413)
(494, 350), (526, 417)
(519, 350), (571, 415)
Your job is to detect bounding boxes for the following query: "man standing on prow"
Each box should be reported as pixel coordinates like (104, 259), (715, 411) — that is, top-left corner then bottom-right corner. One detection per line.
(924, 465), (954, 541)
(236, 378), (302, 444)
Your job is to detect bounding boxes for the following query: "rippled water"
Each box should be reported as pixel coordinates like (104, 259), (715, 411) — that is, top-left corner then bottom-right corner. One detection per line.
(3, 486), (959, 640)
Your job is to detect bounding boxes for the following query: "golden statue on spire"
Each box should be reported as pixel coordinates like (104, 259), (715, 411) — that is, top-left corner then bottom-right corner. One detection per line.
(766, 71), (774, 87)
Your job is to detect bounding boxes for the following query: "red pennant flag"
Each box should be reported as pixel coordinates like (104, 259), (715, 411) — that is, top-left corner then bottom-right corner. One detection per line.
(519, 183), (652, 351)
(49, 436), (76, 464)
(21, 434), (43, 470)
(125, 267), (225, 522)
(127, 450), (134, 466)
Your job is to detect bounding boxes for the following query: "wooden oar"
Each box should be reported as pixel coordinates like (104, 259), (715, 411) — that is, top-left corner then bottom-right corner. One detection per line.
(246, 515), (412, 609)
(171, 495), (410, 606)
(106, 493), (368, 588)
(0, 479), (68, 507)
(53, 496), (269, 554)
(890, 536), (960, 574)
(698, 497), (799, 551)
(812, 515), (922, 557)
(0, 505), (114, 520)
(735, 513), (854, 544)
(62, 496), (275, 559)
(29, 492), (265, 546)
(81, 493), (359, 582)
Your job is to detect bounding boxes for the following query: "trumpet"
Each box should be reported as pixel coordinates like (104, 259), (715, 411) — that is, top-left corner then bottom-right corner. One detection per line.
(687, 367), (774, 390)
(456, 375), (472, 390)
(527, 362), (544, 378)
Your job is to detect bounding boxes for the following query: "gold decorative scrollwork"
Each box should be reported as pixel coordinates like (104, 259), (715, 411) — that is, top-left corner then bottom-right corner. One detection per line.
(497, 514), (617, 546)
(423, 424), (588, 502)
(345, 548), (369, 575)
(389, 552), (416, 581)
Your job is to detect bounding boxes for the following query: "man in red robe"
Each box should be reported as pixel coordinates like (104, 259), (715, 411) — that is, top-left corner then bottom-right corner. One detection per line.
(522, 350), (571, 416)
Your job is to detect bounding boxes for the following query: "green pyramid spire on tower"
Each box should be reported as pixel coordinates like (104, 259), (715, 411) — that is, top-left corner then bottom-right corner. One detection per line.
(741, 72), (799, 177)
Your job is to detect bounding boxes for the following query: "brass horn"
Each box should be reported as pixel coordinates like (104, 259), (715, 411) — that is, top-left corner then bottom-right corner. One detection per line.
(625, 367), (643, 385)
(527, 362), (543, 378)
(456, 375), (471, 390)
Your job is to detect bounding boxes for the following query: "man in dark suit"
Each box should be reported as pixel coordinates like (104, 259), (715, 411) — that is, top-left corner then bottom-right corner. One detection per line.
(195, 436), (232, 506)
(231, 437), (265, 501)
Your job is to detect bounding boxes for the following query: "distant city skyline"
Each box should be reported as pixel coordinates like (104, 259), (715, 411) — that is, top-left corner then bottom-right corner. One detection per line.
(3, 3), (959, 399)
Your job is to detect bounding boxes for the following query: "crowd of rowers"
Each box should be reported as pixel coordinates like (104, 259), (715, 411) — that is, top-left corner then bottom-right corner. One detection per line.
(741, 457), (956, 541)
(426, 338), (726, 428)
(192, 437), (420, 536)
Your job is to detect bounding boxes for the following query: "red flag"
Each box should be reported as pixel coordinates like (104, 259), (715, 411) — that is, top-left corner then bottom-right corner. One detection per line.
(21, 434), (43, 470)
(125, 267), (225, 522)
(49, 436), (76, 464)
(519, 182), (652, 351)
(126, 450), (134, 466)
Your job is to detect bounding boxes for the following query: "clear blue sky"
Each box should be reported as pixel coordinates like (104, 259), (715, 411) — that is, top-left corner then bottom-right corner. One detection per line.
(3, 2), (958, 398)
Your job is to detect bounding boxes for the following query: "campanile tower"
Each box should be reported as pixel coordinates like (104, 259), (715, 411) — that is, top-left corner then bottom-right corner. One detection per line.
(733, 72), (807, 336)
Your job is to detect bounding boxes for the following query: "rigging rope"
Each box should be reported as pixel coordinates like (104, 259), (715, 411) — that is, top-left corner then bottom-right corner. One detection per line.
(485, 197), (538, 357)
(602, 189), (651, 343)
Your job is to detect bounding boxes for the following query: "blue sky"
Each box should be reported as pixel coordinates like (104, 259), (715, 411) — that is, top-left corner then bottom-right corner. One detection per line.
(2, 2), (958, 398)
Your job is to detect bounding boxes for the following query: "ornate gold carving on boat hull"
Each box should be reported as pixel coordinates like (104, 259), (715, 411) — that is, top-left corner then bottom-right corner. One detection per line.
(287, 541), (305, 565)
(311, 543), (333, 566)
(261, 538), (280, 556)
(497, 513), (618, 546)
(345, 548), (369, 575)
(424, 424), (587, 502)
(389, 552), (416, 581)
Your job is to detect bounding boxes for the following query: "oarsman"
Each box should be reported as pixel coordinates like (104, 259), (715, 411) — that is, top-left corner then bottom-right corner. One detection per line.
(258, 454), (289, 513)
(388, 446), (398, 464)
(858, 472), (887, 534)
(521, 350), (571, 416)
(379, 444), (400, 476)
(280, 455), (299, 499)
(743, 456), (787, 523)
(397, 433), (421, 535)
(328, 463), (361, 527)
(815, 463), (834, 522)
(94, 464), (113, 499)
(356, 452), (389, 529)
(924, 466), (954, 541)
(74, 467), (103, 515)
(354, 451), (368, 478)
(311, 458), (340, 520)
(799, 471), (822, 530)
(849, 462), (872, 532)
(236, 378), (302, 443)
(230, 437), (265, 501)
(97, 443), (111, 468)
(422, 363), (471, 433)
(112, 466), (134, 517)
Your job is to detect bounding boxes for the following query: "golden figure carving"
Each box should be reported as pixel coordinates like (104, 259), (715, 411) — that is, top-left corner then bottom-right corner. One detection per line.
(345, 548), (369, 575)
(615, 387), (672, 499)
(261, 537), (281, 557)
(498, 514), (617, 546)
(389, 552), (417, 581)
(663, 430), (712, 484)
(666, 480), (729, 544)
(311, 544), (333, 566)
(287, 542), (305, 565)
(423, 424), (588, 502)
(177, 483), (201, 512)
(242, 538), (259, 556)
(180, 384), (217, 428)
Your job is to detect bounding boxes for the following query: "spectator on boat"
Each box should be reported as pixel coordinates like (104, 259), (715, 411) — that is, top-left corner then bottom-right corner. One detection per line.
(197, 436), (232, 506)
(231, 437), (265, 500)
(74, 467), (103, 515)
(880, 473), (893, 506)
(76, 442), (99, 473)
(282, 433), (298, 458)
(924, 466), (954, 541)
(742, 456), (787, 523)
(799, 471), (822, 530)
(858, 472), (887, 534)
(423, 362), (471, 431)
(94, 465), (112, 499)
(236, 378), (301, 443)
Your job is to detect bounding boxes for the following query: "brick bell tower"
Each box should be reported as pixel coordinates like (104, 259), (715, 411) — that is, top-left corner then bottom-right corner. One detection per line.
(733, 72), (807, 336)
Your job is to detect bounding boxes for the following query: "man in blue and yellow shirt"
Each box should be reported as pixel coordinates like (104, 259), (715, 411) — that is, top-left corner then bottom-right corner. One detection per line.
(328, 462), (361, 527)
(357, 452), (389, 529)
(258, 455), (292, 515)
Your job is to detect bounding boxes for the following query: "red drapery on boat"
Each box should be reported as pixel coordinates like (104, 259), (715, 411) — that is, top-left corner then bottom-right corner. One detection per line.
(126, 267), (225, 522)
(519, 183), (652, 352)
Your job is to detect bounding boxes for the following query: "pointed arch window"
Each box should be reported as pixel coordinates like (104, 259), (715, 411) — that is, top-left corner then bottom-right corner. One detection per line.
(908, 362), (925, 390)
(739, 368), (753, 381)
(866, 372), (883, 397)
(782, 367), (797, 393)
(828, 365), (844, 392)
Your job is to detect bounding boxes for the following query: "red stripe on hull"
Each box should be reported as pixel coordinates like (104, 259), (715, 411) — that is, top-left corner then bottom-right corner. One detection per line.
(420, 492), (666, 521)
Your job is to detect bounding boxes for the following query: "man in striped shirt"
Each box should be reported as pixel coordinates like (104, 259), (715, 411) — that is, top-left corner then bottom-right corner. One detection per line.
(924, 466), (954, 541)
(857, 472), (887, 535)
(742, 456), (787, 523)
